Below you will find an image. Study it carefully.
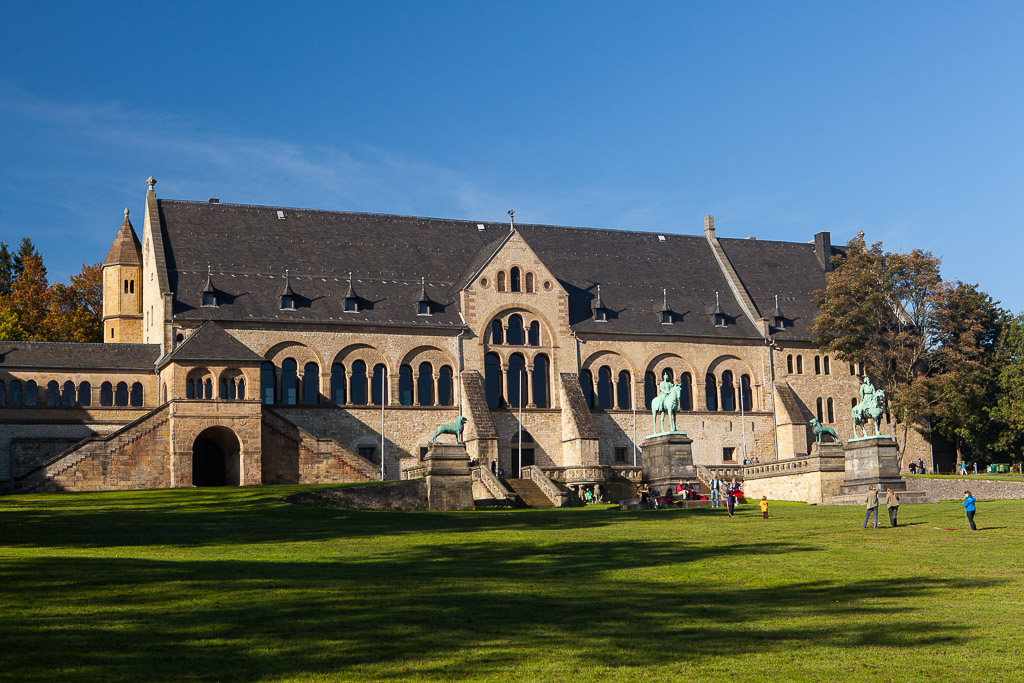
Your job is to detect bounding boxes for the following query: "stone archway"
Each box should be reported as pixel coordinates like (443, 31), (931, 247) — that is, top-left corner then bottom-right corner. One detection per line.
(192, 426), (242, 486)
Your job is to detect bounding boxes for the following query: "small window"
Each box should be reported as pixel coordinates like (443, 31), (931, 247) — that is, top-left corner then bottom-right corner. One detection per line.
(202, 292), (216, 307)
(124, 280), (129, 294)
(816, 397), (823, 423)
(418, 301), (430, 316)
(827, 397), (834, 423)
(614, 447), (627, 463)
(814, 356), (821, 375)
(344, 297), (359, 313)
(281, 295), (295, 311)
(358, 446), (376, 462)
(787, 355), (793, 374)
(824, 356), (831, 375)
(525, 272), (534, 293)
(419, 447), (429, 461)
(595, 308), (607, 322)
(497, 271), (506, 292)
(129, 280), (135, 294)
(723, 447), (735, 462)
(510, 267), (521, 292)
(662, 311), (672, 325)
(796, 356), (803, 374)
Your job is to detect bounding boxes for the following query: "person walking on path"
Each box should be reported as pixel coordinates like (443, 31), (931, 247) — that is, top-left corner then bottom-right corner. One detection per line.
(963, 491), (978, 531)
(863, 486), (879, 529)
(760, 496), (769, 520)
(886, 488), (900, 527)
(726, 479), (738, 518)
(709, 474), (721, 508)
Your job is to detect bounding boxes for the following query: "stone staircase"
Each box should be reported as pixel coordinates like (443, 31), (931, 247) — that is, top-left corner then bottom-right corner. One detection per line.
(261, 408), (379, 482)
(504, 478), (556, 508)
(15, 403), (172, 493)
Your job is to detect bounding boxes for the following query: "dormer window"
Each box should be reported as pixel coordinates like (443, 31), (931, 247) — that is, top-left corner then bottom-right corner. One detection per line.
(416, 277), (432, 316)
(592, 284), (609, 323)
(713, 291), (727, 328)
(660, 288), (673, 325)
(201, 267), (217, 308)
(344, 272), (360, 313)
(772, 294), (785, 330)
(280, 271), (296, 311)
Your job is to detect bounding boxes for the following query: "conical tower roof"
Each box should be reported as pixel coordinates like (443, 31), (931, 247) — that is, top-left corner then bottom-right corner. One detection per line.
(104, 207), (142, 266)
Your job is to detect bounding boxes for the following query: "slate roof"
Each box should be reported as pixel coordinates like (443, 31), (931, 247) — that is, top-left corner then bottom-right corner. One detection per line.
(0, 342), (159, 370)
(156, 199), (832, 340)
(104, 209), (142, 266)
(160, 321), (264, 367)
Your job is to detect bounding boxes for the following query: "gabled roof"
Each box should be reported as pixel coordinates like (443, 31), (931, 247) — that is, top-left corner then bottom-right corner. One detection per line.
(104, 208), (142, 266)
(0, 342), (159, 370)
(160, 321), (263, 367)
(155, 199), (832, 340)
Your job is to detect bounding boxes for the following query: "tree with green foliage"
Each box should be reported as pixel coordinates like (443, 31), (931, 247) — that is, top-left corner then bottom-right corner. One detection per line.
(992, 313), (1024, 463)
(811, 231), (942, 462)
(927, 282), (1005, 467)
(0, 241), (13, 296)
(12, 237), (42, 280)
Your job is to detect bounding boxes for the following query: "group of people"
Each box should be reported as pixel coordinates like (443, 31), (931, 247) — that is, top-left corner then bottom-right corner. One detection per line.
(907, 459), (927, 474)
(864, 486), (979, 531)
(707, 475), (744, 518)
(636, 476), (747, 517)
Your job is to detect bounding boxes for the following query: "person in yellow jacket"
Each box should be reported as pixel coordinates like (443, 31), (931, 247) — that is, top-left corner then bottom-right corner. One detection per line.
(760, 496), (769, 520)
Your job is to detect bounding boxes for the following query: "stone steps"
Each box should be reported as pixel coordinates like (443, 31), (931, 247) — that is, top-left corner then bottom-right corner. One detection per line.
(504, 478), (555, 508)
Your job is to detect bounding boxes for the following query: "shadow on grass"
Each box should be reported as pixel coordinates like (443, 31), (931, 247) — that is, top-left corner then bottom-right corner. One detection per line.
(0, 536), (986, 681)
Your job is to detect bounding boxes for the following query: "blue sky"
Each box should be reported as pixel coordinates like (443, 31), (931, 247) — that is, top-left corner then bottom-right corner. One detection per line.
(2, 1), (1022, 312)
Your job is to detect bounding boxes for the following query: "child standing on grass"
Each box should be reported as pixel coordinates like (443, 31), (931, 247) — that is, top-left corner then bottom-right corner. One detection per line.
(760, 496), (769, 519)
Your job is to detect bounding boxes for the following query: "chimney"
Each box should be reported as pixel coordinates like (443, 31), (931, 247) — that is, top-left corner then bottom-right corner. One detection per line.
(704, 215), (715, 238)
(814, 231), (833, 272)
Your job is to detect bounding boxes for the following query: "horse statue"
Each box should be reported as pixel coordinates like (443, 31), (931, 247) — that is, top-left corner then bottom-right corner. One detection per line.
(431, 416), (468, 444)
(652, 382), (683, 434)
(852, 388), (886, 439)
(809, 417), (840, 445)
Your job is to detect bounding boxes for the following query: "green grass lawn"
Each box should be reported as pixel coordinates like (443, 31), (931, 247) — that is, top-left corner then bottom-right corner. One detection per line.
(2, 487), (1023, 682)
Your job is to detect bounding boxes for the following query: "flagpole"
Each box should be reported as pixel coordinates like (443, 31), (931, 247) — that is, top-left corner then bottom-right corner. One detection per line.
(380, 369), (385, 480)
(518, 368), (523, 477)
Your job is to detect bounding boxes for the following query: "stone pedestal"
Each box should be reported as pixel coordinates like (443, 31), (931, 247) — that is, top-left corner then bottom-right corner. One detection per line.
(424, 442), (474, 511)
(641, 433), (695, 490)
(840, 436), (906, 494)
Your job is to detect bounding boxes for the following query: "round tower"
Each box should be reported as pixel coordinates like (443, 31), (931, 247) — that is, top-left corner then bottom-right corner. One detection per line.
(102, 207), (144, 343)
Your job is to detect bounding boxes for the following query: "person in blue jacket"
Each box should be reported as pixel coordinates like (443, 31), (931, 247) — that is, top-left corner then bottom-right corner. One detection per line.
(963, 491), (977, 531)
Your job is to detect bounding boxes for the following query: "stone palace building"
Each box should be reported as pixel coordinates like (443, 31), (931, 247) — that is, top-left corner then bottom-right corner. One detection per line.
(0, 177), (929, 495)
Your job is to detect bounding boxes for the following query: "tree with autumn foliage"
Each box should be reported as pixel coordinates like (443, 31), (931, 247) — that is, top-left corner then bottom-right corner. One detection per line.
(0, 238), (103, 343)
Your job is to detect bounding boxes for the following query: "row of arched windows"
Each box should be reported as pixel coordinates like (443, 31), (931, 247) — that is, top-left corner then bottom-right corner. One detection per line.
(259, 359), (455, 407)
(496, 267), (536, 293)
(581, 368), (633, 409)
(490, 314), (542, 346)
(484, 352), (550, 408)
(816, 397), (835, 424)
(0, 379), (143, 407)
(185, 369), (247, 401)
(787, 354), (833, 375)
(397, 363), (455, 406)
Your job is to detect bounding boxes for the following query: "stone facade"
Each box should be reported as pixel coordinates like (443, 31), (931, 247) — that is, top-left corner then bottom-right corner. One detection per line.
(0, 179), (934, 494)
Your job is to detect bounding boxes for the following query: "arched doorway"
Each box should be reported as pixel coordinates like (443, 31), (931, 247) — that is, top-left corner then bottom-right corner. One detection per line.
(192, 426), (242, 486)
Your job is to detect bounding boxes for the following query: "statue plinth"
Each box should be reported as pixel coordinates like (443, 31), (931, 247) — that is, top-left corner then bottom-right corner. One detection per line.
(641, 433), (695, 490)
(424, 442), (474, 511)
(840, 436), (906, 494)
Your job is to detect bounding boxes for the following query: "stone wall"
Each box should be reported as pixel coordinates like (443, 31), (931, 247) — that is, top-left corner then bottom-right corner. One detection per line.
(905, 476), (1024, 501)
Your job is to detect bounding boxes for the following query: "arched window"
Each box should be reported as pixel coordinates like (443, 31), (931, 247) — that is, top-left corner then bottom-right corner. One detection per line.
(850, 363), (856, 375)
(25, 380), (38, 406)
(302, 362), (319, 405)
(510, 267), (521, 292)
(661, 367), (675, 383)
(438, 366), (453, 406)
(705, 374), (718, 411)
(0, 380), (5, 406)
(129, 280), (134, 294)
(741, 374), (752, 412)
(100, 381), (112, 406)
(484, 353), (502, 408)
(371, 364), (388, 405)
(261, 362), (276, 405)
(350, 360), (368, 405)
(580, 369), (595, 409)
(525, 272), (534, 293)
(816, 397), (824, 423)
(497, 271), (506, 292)
(824, 356), (831, 375)
(814, 356), (821, 374)
(46, 381), (60, 406)
(827, 397), (835, 423)
(115, 382), (129, 406)
(187, 379), (196, 399)
(852, 397), (858, 410)
(417, 362), (434, 406)
(528, 321), (540, 346)
(532, 355), (549, 408)
(281, 359), (298, 405)
(237, 379), (245, 400)
(72, 380), (89, 406)
(720, 371), (736, 412)
(491, 320), (504, 345)
(506, 315), (524, 345)
(596, 366), (613, 409)
(10, 380), (23, 406)
(130, 382), (143, 406)
(331, 364), (346, 405)
(124, 279), (129, 293)
(617, 370), (632, 410)
(680, 372), (693, 411)
(203, 378), (213, 400)
(787, 355), (793, 374)
(644, 372), (657, 409)
(220, 378), (229, 400)
(507, 353), (526, 408)
(796, 355), (803, 374)
(399, 365), (414, 406)
(62, 381), (75, 407)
